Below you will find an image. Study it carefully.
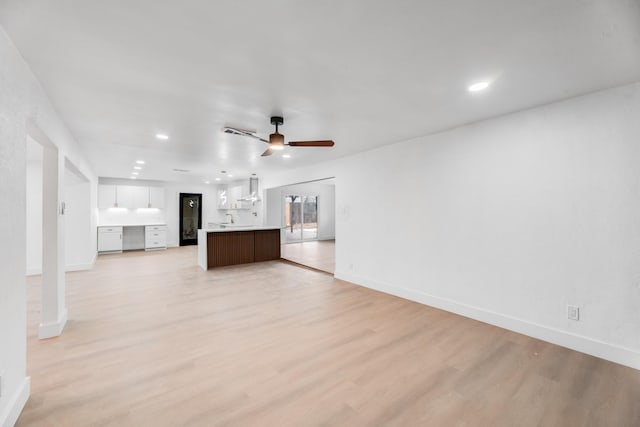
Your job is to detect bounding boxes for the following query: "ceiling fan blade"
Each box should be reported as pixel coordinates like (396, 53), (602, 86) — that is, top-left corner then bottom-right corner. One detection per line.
(287, 140), (335, 147)
(261, 147), (275, 157)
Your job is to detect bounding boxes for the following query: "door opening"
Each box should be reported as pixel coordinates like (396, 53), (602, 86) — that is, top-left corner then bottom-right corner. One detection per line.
(179, 193), (202, 246)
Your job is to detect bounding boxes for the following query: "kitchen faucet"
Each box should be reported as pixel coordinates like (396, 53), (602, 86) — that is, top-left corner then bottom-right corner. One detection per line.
(225, 213), (235, 224)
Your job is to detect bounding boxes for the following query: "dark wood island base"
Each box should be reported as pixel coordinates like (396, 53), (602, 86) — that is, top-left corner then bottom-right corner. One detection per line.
(198, 228), (281, 269)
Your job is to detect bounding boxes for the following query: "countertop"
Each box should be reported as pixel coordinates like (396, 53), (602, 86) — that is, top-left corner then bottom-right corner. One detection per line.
(98, 223), (167, 227)
(200, 225), (281, 233)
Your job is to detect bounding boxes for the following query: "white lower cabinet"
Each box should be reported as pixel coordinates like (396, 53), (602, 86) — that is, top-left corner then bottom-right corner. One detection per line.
(98, 227), (123, 253)
(145, 225), (167, 250)
(99, 225), (167, 253)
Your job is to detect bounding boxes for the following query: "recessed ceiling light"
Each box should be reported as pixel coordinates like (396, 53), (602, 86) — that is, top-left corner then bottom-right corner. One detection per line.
(227, 174), (233, 178)
(282, 154), (291, 158)
(204, 180), (210, 184)
(131, 172), (139, 175)
(156, 134), (169, 140)
(130, 176), (137, 180)
(134, 166), (142, 170)
(468, 81), (490, 92)
(136, 160), (145, 164)
(215, 178), (221, 181)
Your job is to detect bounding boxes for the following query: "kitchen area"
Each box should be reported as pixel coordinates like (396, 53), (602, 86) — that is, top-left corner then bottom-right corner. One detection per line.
(96, 176), (335, 275)
(97, 183), (168, 253)
(96, 177), (266, 255)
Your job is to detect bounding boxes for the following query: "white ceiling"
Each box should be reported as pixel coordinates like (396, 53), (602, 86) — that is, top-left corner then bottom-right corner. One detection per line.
(2, 0), (639, 183)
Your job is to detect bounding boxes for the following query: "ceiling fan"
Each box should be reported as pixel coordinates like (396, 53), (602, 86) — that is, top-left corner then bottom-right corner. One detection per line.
(222, 116), (335, 157)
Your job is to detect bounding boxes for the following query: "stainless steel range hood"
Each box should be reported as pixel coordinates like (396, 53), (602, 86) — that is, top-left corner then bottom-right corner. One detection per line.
(237, 177), (261, 202)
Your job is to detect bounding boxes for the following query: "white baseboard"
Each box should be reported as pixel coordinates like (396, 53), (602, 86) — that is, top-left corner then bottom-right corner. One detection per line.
(65, 252), (96, 272)
(38, 308), (68, 339)
(25, 268), (41, 276)
(67, 251), (97, 272)
(0, 376), (30, 427)
(65, 263), (90, 272)
(28, 252), (97, 275)
(334, 271), (640, 371)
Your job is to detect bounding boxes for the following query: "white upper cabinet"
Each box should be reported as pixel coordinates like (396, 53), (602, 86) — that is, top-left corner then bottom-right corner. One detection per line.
(98, 184), (165, 209)
(118, 185), (148, 209)
(148, 187), (164, 209)
(98, 184), (117, 209)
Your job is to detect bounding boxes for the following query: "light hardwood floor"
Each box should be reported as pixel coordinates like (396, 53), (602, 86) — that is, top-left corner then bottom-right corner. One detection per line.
(18, 247), (640, 426)
(281, 240), (335, 274)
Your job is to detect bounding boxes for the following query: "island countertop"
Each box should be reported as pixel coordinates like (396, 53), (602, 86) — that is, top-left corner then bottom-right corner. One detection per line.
(197, 226), (281, 269)
(200, 225), (281, 233)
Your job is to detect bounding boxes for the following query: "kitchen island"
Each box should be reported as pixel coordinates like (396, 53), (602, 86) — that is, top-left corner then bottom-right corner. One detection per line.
(197, 226), (281, 270)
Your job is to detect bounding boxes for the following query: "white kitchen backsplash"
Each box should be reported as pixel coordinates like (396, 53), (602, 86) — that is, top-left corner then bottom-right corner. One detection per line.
(98, 208), (166, 226)
(219, 206), (261, 226)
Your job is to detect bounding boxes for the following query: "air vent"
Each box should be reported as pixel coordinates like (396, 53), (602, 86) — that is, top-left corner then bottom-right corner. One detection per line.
(172, 168), (190, 173)
(222, 127), (257, 137)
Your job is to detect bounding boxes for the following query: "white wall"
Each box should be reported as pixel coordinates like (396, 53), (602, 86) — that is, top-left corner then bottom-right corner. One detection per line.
(266, 181), (335, 240)
(25, 140), (42, 275)
(163, 183), (214, 246)
(27, 163), (94, 274)
(65, 178), (93, 271)
(266, 82), (640, 370)
(0, 25), (97, 426)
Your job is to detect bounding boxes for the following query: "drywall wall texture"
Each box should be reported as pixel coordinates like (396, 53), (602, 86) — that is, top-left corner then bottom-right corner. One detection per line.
(0, 26), (32, 427)
(0, 26), (97, 425)
(26, 140), (43, 275)
(266, 83), (640, 369)
(339, 83), (640, 368)
(65, 180), (93, 271)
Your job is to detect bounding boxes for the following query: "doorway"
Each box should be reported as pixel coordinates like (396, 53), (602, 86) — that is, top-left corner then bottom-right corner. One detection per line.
(25, 126), (70, 339)
(179, 193), (202, 246)
(266, 178), (335, 274)
(283, 195), (318, 243)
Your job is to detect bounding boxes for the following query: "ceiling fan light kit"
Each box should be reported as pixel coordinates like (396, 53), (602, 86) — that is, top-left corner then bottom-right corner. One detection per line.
(268, 116), (285, 150)
(268, 117), (286, 150)
(224, 116), (335, 157)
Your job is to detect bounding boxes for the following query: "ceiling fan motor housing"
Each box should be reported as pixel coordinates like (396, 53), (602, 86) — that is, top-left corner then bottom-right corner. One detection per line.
(269, 116), (285, 148)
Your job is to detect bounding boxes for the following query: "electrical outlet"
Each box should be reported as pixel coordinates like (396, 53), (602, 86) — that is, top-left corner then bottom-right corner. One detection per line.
(567, 305), (580, 321)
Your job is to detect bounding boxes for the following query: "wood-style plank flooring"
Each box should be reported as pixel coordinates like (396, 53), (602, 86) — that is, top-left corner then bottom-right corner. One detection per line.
(281, 240), (335, 274)
(18, 247), (640, 426)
